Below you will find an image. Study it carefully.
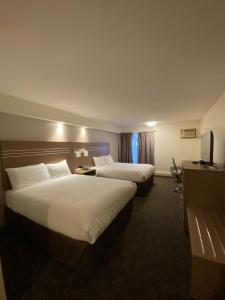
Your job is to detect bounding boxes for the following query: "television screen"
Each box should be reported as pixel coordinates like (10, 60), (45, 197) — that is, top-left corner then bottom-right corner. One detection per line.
(201, 131), (214, 165)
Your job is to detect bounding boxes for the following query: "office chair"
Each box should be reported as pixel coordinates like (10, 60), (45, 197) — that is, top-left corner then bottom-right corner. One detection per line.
(170, 158), (183, 193)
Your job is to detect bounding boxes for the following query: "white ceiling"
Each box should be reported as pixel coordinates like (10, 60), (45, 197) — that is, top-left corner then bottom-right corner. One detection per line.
(0, 0), (225, 129)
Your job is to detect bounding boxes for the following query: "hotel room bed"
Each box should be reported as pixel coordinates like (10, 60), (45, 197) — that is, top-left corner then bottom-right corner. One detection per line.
(94, 161), (155, 196)
(0, 141), (136, 273)
(6, 175), (136, 244)
(5, 174), (136, 273)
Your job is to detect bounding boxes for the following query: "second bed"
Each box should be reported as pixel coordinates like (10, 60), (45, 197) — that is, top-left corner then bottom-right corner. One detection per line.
(93, 156), (155, 196)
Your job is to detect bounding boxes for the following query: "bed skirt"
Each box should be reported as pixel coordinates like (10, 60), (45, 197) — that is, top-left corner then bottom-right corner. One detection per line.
(135, 174), (154, 196)
(5, 199), (133, 274)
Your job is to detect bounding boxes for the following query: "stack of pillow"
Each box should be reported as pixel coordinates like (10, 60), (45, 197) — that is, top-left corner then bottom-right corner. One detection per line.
(93, 155), (114, 167)
(5, 160), (71, 190)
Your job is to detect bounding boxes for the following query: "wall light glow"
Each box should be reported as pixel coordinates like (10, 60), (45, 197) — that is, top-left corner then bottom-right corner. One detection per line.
(56, 122), (64, 135)
(80, 127), (86, 135)
(78, 126), (88, 142)
(51, 122), (65, 141)
(146, 121), (157, 127)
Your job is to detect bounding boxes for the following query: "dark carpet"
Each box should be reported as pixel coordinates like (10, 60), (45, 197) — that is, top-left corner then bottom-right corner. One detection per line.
(0, 177), (192, 300)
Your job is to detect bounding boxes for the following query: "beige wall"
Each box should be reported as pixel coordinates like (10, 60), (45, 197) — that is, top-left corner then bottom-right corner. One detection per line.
(0, 258), (6, 300)
(122, 120), (201, 175)
(200, 91), (225, 167)
(0, 112), (119, 159)
(0, 112), (119, 226)
(155, 121), (200, 174)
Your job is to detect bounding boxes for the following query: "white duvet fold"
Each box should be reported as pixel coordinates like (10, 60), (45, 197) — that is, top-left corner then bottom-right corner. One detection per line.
(6, 175), (136, 244)
(95, 162), (155, 182)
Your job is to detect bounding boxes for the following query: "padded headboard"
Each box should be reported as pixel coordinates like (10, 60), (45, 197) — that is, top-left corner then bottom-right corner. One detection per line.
(0, 141), (110, 190)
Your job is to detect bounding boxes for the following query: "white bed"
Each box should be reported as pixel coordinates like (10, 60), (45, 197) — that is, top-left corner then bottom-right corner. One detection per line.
(94, 162), (155, 183)
(6, 174), (136, 244)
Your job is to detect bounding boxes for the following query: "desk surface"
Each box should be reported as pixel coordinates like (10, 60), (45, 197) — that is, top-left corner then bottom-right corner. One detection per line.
(182, 160), (224, 172)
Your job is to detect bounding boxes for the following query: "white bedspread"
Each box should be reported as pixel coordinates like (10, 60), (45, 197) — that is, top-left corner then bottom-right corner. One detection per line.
(95, 163), (155, 182)
(5, 175), (136, 244)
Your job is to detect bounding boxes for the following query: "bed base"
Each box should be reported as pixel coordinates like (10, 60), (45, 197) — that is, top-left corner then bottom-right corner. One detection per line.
(135, 174), (154, 196)
(5, 200), (133, 274)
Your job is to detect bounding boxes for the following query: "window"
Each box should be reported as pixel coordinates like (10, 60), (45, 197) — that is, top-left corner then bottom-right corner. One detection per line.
(131, 133), (138, 163)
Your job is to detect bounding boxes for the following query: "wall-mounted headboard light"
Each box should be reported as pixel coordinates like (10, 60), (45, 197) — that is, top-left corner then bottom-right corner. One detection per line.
(73, 148), (88, 157)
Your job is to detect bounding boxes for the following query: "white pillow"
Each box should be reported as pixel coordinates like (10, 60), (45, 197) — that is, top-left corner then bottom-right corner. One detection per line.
(104, 155), (114, 164)
(93, 156), (107, 167)
(46, 160), (71, 179)
(6, 163), (50, 190)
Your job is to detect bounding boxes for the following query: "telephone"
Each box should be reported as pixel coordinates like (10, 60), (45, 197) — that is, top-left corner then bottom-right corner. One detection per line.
(77, 165), (90, 170)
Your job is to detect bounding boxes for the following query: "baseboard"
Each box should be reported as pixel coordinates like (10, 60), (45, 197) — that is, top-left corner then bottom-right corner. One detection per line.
(155, 172), (172, 177)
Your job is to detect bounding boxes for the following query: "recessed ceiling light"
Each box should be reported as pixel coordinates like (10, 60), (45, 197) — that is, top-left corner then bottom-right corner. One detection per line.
(146, 121), (157, 127)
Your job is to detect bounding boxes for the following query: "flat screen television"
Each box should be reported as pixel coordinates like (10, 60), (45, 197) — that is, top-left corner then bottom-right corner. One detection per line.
(200, 131), (214, 165)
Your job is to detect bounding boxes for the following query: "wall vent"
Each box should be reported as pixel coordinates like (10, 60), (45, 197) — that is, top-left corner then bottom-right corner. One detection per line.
(180, 128), (196, 139)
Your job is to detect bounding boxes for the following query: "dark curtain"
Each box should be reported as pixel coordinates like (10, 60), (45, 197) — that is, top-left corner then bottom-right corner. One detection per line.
(119, 133), (132, 163)
(138, 131), (155, 165)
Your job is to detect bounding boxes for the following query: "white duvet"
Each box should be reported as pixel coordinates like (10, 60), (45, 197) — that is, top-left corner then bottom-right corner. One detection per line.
(6, 175), (136, 244)
(95, 162), (155, 182)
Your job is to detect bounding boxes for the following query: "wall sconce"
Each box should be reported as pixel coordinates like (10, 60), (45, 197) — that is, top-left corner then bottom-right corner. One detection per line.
(73, 148), (89, 157)
(83, 149), (89, 157)
(74, 150), (81, 157)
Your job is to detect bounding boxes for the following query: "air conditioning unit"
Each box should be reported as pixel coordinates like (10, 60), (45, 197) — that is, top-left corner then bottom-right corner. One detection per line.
(180, 128), (196, 139)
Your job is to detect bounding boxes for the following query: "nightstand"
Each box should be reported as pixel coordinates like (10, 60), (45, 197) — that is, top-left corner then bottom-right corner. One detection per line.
(74, 168), (96, 176)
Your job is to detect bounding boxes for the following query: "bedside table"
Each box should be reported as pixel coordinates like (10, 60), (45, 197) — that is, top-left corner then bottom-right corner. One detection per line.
(74, 168), (96, 176)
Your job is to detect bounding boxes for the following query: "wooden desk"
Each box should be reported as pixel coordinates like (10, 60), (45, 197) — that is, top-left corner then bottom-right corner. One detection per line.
(182, 161), (225, 210)
(182, 161), (225, 299)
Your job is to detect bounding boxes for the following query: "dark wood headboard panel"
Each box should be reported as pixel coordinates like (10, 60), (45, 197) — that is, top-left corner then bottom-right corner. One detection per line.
(0, 141), (110, 190)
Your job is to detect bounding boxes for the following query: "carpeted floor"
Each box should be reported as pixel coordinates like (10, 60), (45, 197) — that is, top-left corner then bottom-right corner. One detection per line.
(0, 177), (192, 300)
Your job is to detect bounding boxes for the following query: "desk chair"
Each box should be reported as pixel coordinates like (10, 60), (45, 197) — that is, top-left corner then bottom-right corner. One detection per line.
(170, 158), (183, 193)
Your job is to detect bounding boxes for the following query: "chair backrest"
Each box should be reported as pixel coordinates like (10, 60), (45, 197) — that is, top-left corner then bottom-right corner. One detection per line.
(172, 157), (178, 172)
